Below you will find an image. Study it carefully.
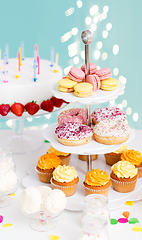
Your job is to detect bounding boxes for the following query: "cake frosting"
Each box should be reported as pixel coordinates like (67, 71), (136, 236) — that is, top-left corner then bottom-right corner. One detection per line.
(121, 150), (142, 166)
(42, 189), (67, 214)
(0, 164), (17, 193)
(111, 160), (138, 178)
(84, 168), (110, 186)
(0, 58), (62, 106)
(47, 146), (69, 157)
(53, 165), (78, 183)
(19, 187), (42, 215)
(37, 153), (61, 170)
(113, 144), (127, 154)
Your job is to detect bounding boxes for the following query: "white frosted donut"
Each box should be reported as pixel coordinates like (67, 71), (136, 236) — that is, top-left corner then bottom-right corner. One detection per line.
(91, 107), (126, 125)
(58, 108), (86, 125)
(55, 122), (93, 146)
(93, 119), (130, 145)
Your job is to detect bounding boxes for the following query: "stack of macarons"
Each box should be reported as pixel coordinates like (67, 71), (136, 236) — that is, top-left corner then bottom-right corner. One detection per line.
(81, 63), (97, 75)
(58, 67), (94, 97)
(95, 68), (119, 91)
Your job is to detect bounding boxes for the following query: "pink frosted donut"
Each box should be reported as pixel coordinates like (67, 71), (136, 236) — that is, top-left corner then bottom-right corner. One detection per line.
(58, 108), (86, 125)
(91, 107), (126, 125)
(55, 122), (93, 146)
(93, 119), (130, 145)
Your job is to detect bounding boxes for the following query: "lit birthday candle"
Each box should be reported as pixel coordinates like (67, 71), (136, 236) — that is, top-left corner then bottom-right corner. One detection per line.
(21, 41), (25, 60)
(37, 55), (40, 74)
(50, 47), (54, 67)
(0, 49), (1, 69)
(3, 53), (8, 83)
(54, 53), (58, 73)
(15, 57), (20, 79)
(5, 44), (8, 64)
(19, 47), (22, 66)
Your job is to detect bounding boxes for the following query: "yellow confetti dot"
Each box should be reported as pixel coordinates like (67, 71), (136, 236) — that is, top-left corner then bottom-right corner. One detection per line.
(9, 193), (15, 196)
(132, 225), (142, 232)
(3, 223), (13, 228)
(125, 201), (134, 206)
(50, 235), (60, 240)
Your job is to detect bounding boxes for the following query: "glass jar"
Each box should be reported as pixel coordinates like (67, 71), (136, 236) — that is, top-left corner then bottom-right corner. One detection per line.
(0, 147), (15, 171)
(83, 194), (110, 223)
(80, 214), (109, 240)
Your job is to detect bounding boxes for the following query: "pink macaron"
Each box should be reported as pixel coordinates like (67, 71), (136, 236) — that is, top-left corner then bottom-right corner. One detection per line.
(81, 63), (98, 75)
(95, 68), (112, 80)
(68, 67), (85, 82)
(86, 74), (101, 91)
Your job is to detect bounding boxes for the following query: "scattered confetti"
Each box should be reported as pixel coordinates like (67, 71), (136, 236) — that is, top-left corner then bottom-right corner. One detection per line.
(125, 201), (134, 206)
(129, 218), (139, 224)
(122, 211), (130, 219)
(9, 193), (15, 196)
(132, 225), (142, 232)
(110, 219), (118, 225)
(44, 140), (50, 143)
(49, 235), (60, 240)
(3, 223), (13, 228)
(0, 215), (3, 223)
(118, 218), (128, 223)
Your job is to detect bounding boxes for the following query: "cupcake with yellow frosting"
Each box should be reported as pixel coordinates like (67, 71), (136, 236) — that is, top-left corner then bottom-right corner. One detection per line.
(110, 160), (138, 193)
(104, 144), (127, 166)
(121, 149), (142, 178)
(47, 146), (71, 166)
(51, 165), (79, 197)
(83, 168), (111, 197)
(36, 153), (61, 183)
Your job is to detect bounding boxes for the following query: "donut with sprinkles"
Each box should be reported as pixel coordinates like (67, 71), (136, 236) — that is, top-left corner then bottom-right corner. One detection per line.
(93, 119), (130, 145)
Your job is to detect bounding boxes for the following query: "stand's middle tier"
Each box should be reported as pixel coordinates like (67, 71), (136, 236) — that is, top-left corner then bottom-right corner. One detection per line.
(43, 124), (135, 155)
(51, 82), (125, 105)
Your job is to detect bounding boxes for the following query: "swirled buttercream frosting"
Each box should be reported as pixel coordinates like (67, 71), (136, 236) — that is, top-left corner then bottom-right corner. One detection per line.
(47, 146), (69, 157)
(111, 160), (138, 178)
(53, 165), (78, 183)
(84, 168), (110, 186)
(121, 149), (142, 166)
(37, 153), (61, 170)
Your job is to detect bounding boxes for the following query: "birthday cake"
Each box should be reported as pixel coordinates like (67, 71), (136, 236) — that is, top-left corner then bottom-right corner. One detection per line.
(0, 58), (63, 116)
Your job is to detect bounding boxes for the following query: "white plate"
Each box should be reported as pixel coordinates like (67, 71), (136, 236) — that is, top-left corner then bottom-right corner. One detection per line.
(22, 154), (142, 211)
(43, 124), (135, 155)
(51, 82), (125, 105)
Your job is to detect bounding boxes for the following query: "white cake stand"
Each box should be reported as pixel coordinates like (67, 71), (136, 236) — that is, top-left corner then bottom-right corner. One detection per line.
(0, 104), (67, 154)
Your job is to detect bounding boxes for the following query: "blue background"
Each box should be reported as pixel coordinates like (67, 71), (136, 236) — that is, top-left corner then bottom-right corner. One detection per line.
(0, 0), (141, 131)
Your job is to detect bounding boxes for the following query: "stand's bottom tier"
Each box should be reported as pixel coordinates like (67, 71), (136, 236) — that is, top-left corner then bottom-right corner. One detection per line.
(22, 153), (142, 211)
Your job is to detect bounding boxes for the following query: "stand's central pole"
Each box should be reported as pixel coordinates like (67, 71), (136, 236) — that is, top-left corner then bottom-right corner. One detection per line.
(81, 30), (93, 172)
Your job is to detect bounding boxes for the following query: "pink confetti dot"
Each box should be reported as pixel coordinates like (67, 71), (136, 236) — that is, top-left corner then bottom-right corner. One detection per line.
(118, 218), (128, 223)
(0, 215), (3, 223)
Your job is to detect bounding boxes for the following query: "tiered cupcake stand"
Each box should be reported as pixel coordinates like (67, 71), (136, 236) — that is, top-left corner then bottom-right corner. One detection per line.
(24, 30), (142, 211)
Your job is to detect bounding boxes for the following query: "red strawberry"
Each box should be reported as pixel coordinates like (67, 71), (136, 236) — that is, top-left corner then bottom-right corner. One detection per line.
(50, 96), (64, 108)
(25, 101), (40, 115)
(11, 102), (25, 116)
(63, 100), (70, 104)
(0, 104), (10, 116)
(40, 100), (54, 112)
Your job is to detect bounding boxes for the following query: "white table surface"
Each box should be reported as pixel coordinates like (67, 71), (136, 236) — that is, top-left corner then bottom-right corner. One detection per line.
(0, 129), (142, 240)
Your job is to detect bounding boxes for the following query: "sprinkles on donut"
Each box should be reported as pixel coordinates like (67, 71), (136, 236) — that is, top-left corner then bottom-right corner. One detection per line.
(58, 108), (86, 125)
(55, 122), (93, 146)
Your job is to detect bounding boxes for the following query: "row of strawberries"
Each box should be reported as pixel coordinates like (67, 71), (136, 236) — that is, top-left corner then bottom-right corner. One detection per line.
(0, 97), (69, 117)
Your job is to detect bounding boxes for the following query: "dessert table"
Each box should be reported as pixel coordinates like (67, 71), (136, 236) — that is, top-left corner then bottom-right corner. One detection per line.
(0, 129), (142, 240)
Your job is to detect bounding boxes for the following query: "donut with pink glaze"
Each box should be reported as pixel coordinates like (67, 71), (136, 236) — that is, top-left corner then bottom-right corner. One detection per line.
(57, 108), (86, 125)
(55, 122), (93, 146)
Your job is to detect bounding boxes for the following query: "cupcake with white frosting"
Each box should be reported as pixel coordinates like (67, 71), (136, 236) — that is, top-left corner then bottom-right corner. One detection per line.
(51, 165), (79, 197)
